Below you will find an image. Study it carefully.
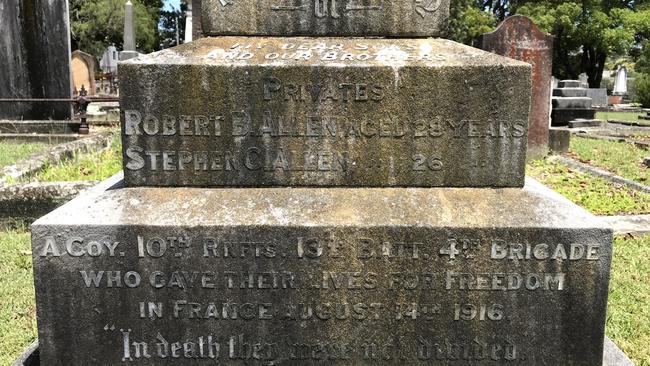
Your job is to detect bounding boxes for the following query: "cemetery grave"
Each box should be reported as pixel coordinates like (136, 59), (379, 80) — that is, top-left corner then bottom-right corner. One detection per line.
(567, 138), (649, 186)
(526, 159), (650, 216)
(551, 80), (604, 128)
(1, 1), (648, 366)
(22, 3), (625, 366)
(0, 131), (119, 224)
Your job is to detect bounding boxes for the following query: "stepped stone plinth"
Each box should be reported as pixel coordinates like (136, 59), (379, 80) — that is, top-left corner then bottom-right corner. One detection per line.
(27, 1), (615, 365)
(552, 80), (603, 127)
(32, 177), (612, 365)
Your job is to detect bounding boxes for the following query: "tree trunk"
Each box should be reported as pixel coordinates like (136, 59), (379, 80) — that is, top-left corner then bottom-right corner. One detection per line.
(581, 44), (607, 88)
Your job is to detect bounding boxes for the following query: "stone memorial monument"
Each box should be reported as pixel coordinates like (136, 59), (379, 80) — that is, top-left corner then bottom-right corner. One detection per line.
(120, 0), (140, 61)
(480, 15), (554, 160)
(30, 1), (614, 365)
(552, 80), (603, 128)
(613, 66), (628, 96)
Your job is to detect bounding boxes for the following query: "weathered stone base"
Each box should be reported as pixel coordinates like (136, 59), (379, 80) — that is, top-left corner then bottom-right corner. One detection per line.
(553, 88), (589, 97)
(552, 108), (597, 126)
(31, 176), (612, 365)
(558, 80), (583, 88)
(549, 127), (571, 153)
(552, 97), (592, 109)
(569, 119), (603, 128)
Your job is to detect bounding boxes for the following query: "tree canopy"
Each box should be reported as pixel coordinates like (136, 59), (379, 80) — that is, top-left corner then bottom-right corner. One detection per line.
(70, 0), (163, 57)
(450, 0), (650, 87)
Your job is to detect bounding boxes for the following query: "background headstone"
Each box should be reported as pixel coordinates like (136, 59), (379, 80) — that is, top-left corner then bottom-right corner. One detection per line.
(579, 73), (589, 88)
(0, 0), (72, 120)
(613, 66), (628, 96)
(481, 15), (554, 160)
(100, 45), (120, 75)
(71, 51), (97, 96)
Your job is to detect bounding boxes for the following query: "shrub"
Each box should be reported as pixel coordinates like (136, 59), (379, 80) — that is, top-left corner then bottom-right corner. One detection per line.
(637, 74), (650, 107)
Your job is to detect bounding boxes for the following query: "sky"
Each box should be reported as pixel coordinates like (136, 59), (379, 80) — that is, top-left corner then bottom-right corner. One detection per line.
(163, 0), (181, 11)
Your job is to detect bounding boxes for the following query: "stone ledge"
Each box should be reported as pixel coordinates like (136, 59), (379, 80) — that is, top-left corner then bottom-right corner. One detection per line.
(35, 177), (601, 230)
(0, 181), (97, 222)
(0, 131), (115, 186)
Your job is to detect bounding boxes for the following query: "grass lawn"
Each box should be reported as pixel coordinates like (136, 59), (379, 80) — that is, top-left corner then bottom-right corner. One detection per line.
(607, 235), (650, 366)
(596, 111), (646, 122)
(0, 143), (49, 168)
(527, 159), (650, 215)
(0, 228), (36, 365)
(568, 137), (649, 185)
(26, 135), (122, 183)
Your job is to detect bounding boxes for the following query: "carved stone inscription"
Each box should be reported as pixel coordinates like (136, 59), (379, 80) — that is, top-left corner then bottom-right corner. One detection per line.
(33, 227), (610, 365)
(119, 39), (532, 188)
(200, 0), (450, 37)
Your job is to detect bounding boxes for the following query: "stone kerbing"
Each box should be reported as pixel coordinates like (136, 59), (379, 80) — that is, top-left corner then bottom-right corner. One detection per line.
(0, 131), (115, 186)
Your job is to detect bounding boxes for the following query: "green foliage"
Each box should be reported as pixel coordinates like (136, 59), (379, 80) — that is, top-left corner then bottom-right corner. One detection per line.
(70, 0), (163, 56)
(638, 41), (650, 74)
(449, 0), (497, 46)
(451, 1), (650, 87)
(515, 1), (650, 87)
(595, 111), (645, 121)
(637, 73), (650, 107)
(159, 3), (187, 49)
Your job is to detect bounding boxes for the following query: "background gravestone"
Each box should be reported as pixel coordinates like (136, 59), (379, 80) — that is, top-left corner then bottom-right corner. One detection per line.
(0, 0), (72, 120)
(71, 51), (97, 96)
(481, 15), (553, 161)
(613, 66), (628, 96)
